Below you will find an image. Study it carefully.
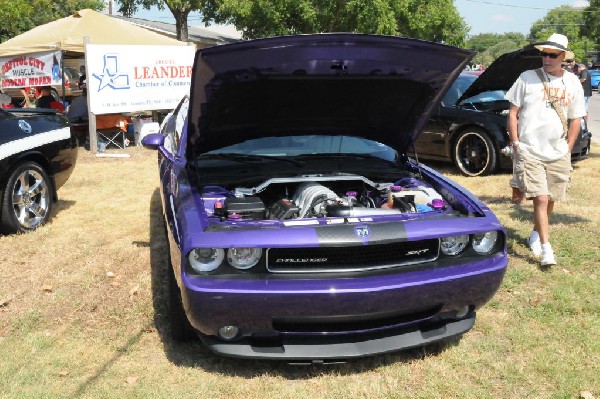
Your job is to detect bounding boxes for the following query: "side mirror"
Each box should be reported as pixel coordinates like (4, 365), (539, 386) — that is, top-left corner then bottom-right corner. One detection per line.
(141, 133), (165, 149)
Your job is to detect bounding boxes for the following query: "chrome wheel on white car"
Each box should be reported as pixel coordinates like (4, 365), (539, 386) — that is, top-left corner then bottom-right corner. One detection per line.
(1, 162), (53, 233)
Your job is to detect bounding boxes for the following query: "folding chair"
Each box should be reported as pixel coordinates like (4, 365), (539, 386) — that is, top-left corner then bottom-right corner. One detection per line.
(97, 126), (126, 149)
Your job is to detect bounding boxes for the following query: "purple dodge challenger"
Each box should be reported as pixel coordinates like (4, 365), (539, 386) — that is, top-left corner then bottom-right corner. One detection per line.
(142, 34), (507, 362)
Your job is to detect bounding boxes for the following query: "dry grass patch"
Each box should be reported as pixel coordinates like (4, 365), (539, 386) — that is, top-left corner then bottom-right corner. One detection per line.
(1, 146), (598, 398)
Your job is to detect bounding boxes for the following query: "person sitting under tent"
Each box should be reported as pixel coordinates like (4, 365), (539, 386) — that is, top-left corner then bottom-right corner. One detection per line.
(36, 86), (64, 112)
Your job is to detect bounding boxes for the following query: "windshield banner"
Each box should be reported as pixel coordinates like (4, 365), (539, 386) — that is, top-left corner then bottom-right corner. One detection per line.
(85, 44), (195, 114)
(0, 51), (63, 89)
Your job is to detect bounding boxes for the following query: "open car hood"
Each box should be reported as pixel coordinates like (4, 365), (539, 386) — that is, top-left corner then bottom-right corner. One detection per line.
(187, 34), (473, 157)
(457, 44), (543, 104)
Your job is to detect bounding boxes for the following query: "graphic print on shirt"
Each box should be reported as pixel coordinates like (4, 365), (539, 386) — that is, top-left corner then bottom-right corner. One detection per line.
(540, 85), (568, 107)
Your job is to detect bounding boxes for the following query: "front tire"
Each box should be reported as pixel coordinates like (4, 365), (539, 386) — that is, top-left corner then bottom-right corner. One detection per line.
(1, 162), (53, 234)
(453, 129), (498, 176)
(168, 259), (196, 341)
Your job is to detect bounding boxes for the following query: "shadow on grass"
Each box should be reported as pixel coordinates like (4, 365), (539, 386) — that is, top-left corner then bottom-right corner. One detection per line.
(52, 199), (76, 216)
(147, 189), (462, 377)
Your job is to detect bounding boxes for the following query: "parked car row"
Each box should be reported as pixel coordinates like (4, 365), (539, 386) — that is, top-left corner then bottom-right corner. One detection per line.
(3, 34), (593, 364)
(414, 45), (592, 176)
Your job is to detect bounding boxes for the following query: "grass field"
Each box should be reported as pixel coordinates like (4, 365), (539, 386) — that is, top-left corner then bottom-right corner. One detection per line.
(1, 146), (598, 399)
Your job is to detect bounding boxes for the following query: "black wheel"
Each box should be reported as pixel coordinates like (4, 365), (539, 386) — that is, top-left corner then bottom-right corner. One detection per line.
(453, 129), (498, 176)
(1, 162), (53, 234)
(168, 262), (196, 341)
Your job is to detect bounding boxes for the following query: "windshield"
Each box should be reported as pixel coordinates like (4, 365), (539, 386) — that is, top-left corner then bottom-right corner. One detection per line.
(442, 74), (506, 105)
(204, 135), (398, 162)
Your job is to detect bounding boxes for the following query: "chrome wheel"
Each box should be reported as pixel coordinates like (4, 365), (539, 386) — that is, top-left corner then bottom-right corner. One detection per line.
(1, 163), (53, 233)
(12, 169), (50, 229)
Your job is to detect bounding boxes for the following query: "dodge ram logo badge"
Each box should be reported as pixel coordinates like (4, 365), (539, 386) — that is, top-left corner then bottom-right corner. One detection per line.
(18, 120), (32, 134)
(355, 226), (371, 239)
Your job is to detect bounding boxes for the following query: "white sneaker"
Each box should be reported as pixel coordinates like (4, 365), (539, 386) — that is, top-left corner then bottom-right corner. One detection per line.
(528, 231), (542, 258)
(541, 248), (557, 267)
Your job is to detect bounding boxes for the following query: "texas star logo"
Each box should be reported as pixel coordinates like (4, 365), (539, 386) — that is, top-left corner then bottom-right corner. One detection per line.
(92, 54), (130, 91)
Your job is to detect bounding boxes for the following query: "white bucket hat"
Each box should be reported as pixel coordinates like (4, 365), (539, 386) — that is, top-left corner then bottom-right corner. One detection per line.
(534, 33), (575, 60)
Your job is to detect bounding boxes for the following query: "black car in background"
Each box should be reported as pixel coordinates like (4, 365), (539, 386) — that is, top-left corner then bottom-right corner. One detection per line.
(414, 46), (592, 177)
(0, 107), (77, 233)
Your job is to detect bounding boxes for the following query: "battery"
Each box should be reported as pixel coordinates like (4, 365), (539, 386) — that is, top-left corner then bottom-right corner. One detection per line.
(224, 197), (266, 220)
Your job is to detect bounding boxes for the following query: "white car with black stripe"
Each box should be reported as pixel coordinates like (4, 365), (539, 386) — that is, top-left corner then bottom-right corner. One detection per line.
(0, 107), (77, 233)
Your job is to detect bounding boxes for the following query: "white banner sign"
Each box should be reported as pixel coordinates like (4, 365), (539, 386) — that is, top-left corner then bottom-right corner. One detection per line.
(0, 51), (63, 89)
(85, 44), (195, 114)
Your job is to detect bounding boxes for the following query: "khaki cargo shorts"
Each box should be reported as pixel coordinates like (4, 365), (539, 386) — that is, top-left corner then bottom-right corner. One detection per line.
(514, 150), (572, 201)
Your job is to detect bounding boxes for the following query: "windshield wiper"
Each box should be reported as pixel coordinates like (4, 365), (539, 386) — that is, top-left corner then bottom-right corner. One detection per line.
(198, 153), (304, 166)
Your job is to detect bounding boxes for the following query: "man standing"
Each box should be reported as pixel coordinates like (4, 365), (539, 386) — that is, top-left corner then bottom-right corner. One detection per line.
(505, 33), (586, 267)
(577, 63), (592, 120)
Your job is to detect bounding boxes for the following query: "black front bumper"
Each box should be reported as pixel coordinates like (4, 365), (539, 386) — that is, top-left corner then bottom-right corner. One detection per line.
(199, 313), (475, 361)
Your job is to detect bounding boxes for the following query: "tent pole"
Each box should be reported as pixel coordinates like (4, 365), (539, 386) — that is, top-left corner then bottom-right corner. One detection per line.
(84, 36), (98, 154)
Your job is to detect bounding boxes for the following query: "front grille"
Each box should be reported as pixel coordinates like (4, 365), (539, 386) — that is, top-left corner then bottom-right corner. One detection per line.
(266, 239), (439, 273)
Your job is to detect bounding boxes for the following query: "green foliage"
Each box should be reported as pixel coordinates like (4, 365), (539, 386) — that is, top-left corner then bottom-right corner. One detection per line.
(466, 33), (528, 66)
(0, 0), (104, 43)
(393, 0), (469, 46)
(203, 0), (468, 44)
(115, 0), (204, 40)
(529, 5), (592, 63)
(466, 33), (528, 54)
(583, 0), (600, 56)
(471, 39), (523, 66)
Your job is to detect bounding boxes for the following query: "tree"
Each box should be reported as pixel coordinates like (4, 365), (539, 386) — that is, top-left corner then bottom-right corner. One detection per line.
(583, 0), (600, 58)
(465, 33), (528, 66)
(529, 5), (593, 63)
(115, 0), (206, 41)
(203, 0), (468, 45)
(393, 0), (469, 46)
(0, 0), (104, 43)
(471, 39), (523, 66)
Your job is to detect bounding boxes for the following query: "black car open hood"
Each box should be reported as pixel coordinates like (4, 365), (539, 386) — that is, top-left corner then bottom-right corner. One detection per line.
(457, 44), (543, 104)
(187, 34), (473, 157)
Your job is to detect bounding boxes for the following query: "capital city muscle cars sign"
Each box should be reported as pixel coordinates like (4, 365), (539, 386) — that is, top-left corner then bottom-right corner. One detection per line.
(0, 51), (63, 89)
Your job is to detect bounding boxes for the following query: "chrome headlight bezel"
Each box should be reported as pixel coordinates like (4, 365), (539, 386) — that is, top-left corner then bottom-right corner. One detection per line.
(188, 248), (224, 273)
(440, 235), (469, 256)
(227, 248), (262, 270)
(472, 231), (499, 254)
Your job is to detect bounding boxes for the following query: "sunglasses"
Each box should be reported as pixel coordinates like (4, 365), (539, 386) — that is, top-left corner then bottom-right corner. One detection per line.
(540, 52), (561, 59)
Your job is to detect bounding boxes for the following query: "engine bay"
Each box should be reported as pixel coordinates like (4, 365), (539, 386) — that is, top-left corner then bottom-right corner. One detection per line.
(200, 174), (450, 224)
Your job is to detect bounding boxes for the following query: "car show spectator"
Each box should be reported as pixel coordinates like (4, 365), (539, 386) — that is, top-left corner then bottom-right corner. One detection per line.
(563, 59), (575, 73)
(67, 87), (88, 122)
(36, 86), (63, 112)
(20, 86), (39, 108)
(78, 65), (86, 90)
(578, 63), (592, 119)
(505, 33), (586, 267)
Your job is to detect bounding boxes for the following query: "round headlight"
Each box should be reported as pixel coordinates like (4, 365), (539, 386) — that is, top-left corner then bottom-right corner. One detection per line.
(440, 235), (469, 256)
(472, 231), (498, 254)
(227, 248), (262, 270)
(188, 248), (224, 273)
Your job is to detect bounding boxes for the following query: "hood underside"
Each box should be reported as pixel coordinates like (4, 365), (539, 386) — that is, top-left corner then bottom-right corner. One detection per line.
(187, 34), (473, 156)
(458, 44), (543, 103)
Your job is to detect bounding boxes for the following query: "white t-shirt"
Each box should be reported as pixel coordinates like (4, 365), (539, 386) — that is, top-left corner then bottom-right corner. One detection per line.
(505, 68), (585, 161)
